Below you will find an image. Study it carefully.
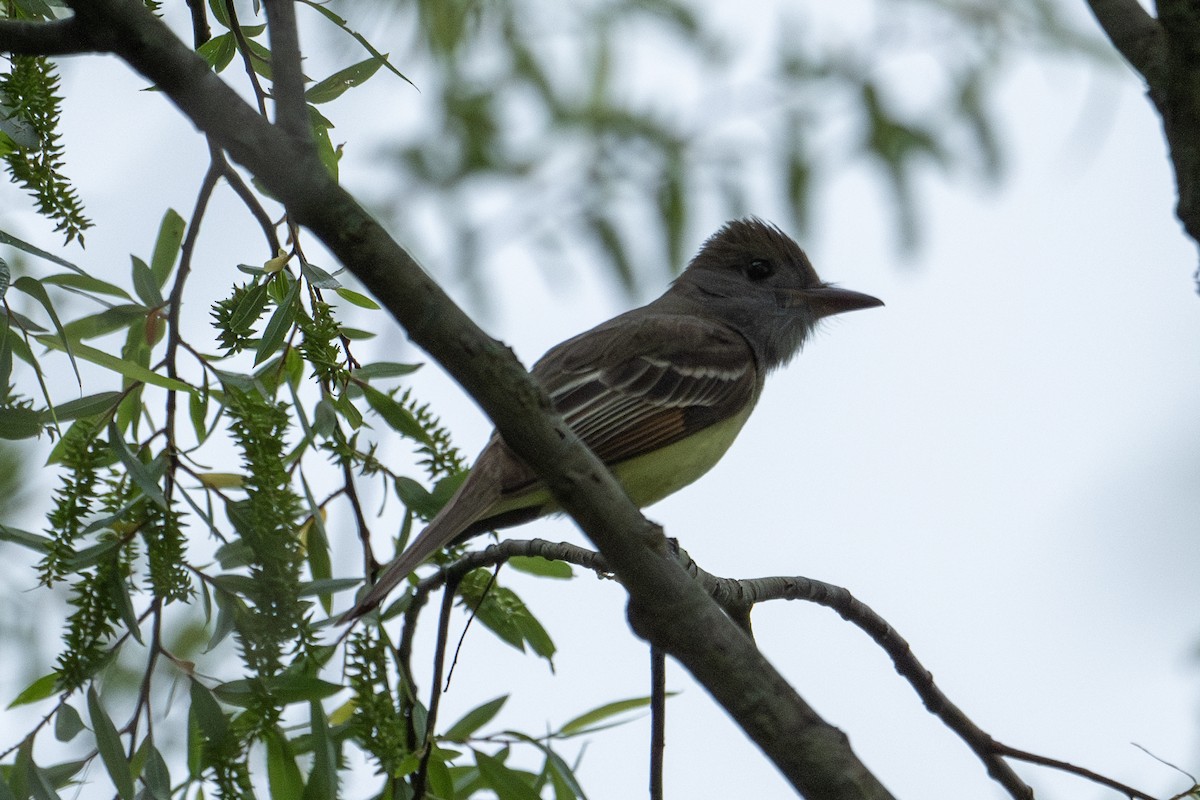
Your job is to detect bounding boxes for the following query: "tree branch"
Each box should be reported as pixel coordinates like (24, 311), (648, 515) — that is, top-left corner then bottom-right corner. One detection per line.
(262, 0), (311, 145)
(0, 17), (93, 56)
(1086, 0), (1200, 278)
(59, 3), (895, 797)
(1083, 0), (1166, 86)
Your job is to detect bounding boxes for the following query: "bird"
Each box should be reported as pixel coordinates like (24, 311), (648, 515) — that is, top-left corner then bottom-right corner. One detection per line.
(344, 218), (882, 620)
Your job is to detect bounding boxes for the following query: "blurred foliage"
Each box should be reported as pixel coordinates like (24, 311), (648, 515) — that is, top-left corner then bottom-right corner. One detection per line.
(360, 0), (1105, 300)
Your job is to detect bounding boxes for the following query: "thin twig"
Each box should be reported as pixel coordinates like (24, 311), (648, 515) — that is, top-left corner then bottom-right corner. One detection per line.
(262, 0), (310, 144)
(649, 645), (667, 800)
(413, 579), (459, 800)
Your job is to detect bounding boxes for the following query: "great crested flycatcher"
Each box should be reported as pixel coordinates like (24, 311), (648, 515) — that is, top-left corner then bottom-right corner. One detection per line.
(345, 218), (881, 619)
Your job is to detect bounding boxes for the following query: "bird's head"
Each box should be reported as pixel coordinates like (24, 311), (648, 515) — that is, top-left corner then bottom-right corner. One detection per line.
(670, 218), (883, 370)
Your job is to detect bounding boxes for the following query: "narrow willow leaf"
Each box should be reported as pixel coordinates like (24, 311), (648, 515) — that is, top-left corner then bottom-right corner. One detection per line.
(295, 0), (415, 85)
(8, 673), (57, 708)
(213, 676), (342, 707)
(0, 319), (11, 393)
(0, 227), (84, 273)
(351, 361), (422, 380)
(47, 391), (122, 422)
(61, 304), (147, 342)
(35, 335), (193, 392)
(142, 740), (171, 800)
(264, 728), (304, 800)
(41, 272), (132, 300)
(0, 523), (52, 553)
(255, 275), (299, 365)
(556, 696), (654, 737)
(130, 256), (163, 307)
(197, 32), (236, 72)
(299, 261), (340, 289)
(107, 423), (168, 509)
(443, 695), (508, 742)
(360, 384), (430, 443)
(88, 687), (135, 800)
(149, 209), (185, 288)
(0, 406), (42, 439)
(12, 276), (80, 387)
(333, 286), (379, 309)
(302, 701), (337, 800)
(506, 556), (573, 579)
(189, 679), (230, 748)
(474, 750), (542, 800)
(306, 56), (386, 103)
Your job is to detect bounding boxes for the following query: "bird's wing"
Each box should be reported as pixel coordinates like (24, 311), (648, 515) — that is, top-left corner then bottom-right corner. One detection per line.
(529, 312), (761, 474)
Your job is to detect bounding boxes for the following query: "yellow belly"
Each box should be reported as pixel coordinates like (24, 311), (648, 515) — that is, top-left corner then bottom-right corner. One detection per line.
(491, 403), (755, 517)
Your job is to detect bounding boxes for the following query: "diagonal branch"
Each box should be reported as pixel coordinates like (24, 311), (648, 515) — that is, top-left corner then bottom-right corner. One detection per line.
(0, 17), (93, 56)
(59, 3), (894, 797)
(1083, 0), (1166, 87)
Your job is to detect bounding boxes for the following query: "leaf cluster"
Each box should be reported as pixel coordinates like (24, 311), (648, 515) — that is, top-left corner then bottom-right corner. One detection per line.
(0, 43), (91, 243)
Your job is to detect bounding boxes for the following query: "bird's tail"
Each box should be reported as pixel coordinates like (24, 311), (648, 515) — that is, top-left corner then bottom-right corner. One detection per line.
(339, 467), (499, 623)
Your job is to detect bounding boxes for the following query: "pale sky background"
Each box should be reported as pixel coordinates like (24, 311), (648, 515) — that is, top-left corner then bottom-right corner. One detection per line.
(1, 1), (1198, 799)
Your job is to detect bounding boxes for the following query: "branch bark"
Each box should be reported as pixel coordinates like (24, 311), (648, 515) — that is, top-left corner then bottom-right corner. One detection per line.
(1086, 0), (1200, 277)
(0, 17), (93, 56)
(51, 3), (894, 797)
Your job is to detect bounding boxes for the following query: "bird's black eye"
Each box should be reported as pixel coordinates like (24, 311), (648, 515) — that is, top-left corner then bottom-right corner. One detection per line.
(745, 259), (774, 280)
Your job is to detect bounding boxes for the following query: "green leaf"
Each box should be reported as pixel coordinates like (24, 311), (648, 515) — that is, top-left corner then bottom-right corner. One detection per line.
(61, 304), (148, 342)
(352, 361), (422, 380)
(8, 673), (57, 708)
(264, 728), (305, 800)
(255, 275), (299, 365)
(0, 405), (43, 439)
(360, 384), (431, 443)
(299, 261), (340, 289)
(504, 732), (586, 800)
(35, 335), (193, 392)
(474, 750), (542, 800)
(393, 476), (438, 519)
(212, 676), (343, 707)
(444, 695), (508, 742)
(40, 272), (132, 300)
(189, 679), (231, 748)
(0, 227), (84, 273)
(107, 423), (168, 509)
(0, 523), (51, 553)
(302, 701), (337, 800)
(88, 686), (135, 800)
(150, 209), (186, 288)
(197, 33), (237, 72)
(459, 574), (556, 664)
(557, 696), (654, 737)
(130, 256), (163, 307)
(333, 286), (379, 309)
(337, 326), (375, 340)
(53, 704), (84, 742)
(141, 740), (172, 800)
(0, 319), (11, 395)
(295, 0), (415, 86)
(507, 556), (573, 579)
(299, 474), (332, 611)
(306, 56), (386, 103)
(12, 276), (80, 387)
(47, 391), (122, 422)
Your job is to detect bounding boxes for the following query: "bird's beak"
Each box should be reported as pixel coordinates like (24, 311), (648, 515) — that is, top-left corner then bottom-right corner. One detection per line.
(780, 285), (884, 317)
